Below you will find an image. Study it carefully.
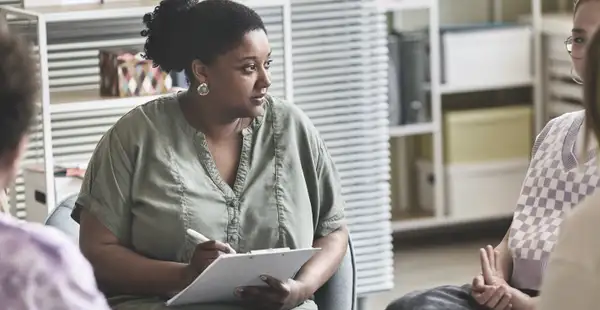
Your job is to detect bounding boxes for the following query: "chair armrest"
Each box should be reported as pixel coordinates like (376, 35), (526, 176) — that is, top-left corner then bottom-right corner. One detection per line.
(314, 238), (357, 310)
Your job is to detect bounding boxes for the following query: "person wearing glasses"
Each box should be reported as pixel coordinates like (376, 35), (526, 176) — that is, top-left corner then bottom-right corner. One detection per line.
(386, 1), (600, 310)
(539, 5), (600, 309)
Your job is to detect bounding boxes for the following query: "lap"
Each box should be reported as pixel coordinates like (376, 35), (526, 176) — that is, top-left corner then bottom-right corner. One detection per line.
(110, 296), (317, 310)
(386, 284), (485, 310)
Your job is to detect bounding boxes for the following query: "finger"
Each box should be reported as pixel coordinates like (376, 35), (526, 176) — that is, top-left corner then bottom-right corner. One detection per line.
(479, 286), (496, 304)
(237, 286), (283, 308)
(198, 240), (235, 253)
(472, 291), (488, 305)
(472, 275), (485, 292)
(196, 250), (223, 260)
(260, 275), (289, 293)
(472, 286), (493, 305)
(225, 243), (237, 254)
(494, 249), (503, 272)
(486, 245), (496, 273)
(485, 285), (506, 308)
(480, 248), (494, 285)
(236, 286), (261, 301)
(494, 292), (512, 310)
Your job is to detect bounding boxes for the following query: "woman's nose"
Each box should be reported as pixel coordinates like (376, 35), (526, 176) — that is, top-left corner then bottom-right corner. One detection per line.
(258, 67), (271, 89)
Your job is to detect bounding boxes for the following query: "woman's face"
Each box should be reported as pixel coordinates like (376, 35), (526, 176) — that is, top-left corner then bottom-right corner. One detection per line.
(572, 1), (600, 79)
(194, 29), (272, 119)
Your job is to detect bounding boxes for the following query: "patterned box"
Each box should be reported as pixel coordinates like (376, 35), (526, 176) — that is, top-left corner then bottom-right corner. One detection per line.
(99, 50), (173, 98)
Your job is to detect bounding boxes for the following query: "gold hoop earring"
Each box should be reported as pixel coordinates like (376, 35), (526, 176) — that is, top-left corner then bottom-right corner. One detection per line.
(197, 83), (209, 96)
(571, 67), (584, 85)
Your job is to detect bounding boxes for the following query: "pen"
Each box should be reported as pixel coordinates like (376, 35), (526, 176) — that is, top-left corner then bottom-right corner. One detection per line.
(186, 228), (210, 243)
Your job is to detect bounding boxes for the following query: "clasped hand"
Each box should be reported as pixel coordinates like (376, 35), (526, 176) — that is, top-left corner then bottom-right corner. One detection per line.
(188, 241), (307, 310)
(471, 245), (532, 310)
(236, 275), (307, 310)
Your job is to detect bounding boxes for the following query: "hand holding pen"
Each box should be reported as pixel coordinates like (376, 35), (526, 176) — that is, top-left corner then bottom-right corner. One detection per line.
(186, 229), (237, 276)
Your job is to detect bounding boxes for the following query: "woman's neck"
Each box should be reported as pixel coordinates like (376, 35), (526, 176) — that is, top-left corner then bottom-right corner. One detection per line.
(180, 91), (246, 141)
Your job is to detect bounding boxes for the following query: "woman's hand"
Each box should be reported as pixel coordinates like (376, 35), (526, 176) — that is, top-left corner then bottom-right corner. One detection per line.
(236, 275), (308, 310)
(186, 241), (236, 280)
(472, 245), (513, 310)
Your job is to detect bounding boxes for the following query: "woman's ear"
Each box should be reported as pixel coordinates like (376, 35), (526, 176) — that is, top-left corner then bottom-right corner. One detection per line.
(190, 59), (209, 85)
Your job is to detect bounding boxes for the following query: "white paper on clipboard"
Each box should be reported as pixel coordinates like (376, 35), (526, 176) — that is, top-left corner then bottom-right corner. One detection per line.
(166, 247), (320, 307)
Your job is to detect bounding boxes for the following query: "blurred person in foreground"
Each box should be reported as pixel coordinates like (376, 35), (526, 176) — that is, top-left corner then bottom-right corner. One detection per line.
(0, 26), (110, 309)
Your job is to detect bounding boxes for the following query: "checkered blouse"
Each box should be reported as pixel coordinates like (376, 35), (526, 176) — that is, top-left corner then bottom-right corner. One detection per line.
(509, 110), (600, 291)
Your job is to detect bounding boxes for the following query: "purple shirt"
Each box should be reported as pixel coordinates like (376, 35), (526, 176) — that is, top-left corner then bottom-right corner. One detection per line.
(0, 213), (109, 309)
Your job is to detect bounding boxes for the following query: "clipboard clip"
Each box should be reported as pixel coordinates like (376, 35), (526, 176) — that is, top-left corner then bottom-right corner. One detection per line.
(249, 247), (291, 255)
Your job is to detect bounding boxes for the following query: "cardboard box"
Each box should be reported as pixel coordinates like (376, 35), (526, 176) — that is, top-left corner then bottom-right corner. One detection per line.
(23, 165), (84, 223)
(441, 24), (532, 90)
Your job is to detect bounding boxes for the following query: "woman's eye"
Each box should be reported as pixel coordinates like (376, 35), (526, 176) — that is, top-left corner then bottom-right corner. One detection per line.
(265, 59), (273, 69)
(244, 64), (256, 73)
(574, 37), (585, 44)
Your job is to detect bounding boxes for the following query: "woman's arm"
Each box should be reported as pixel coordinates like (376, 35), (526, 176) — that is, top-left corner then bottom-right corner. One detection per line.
(79, 209), (195, 298)
(495, 229), (513, 282)
(294, 225), (349, 299)
(75, 128), (197, 298)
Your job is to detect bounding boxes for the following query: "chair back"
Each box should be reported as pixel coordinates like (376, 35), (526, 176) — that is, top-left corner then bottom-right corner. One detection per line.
(44, 193), (80, 244)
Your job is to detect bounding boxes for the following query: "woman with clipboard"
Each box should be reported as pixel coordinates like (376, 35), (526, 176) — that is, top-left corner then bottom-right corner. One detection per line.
(71, 0), (349, 309)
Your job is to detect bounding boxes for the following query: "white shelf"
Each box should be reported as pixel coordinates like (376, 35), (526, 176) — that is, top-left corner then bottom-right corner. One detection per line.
(389, 122), (435, 137)
(13, 0), (288, 22)
(439, 79), (533, 94)
(375, 0), (434, 12)
(422, 79), (533, 94)
(392, 213), (513, 233)
(47, 88), (172, 113)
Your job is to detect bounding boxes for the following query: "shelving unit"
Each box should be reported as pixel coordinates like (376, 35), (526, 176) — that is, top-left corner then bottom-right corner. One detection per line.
(382, 0), (536, 232)
(0, 0), (293, 217)
(377, 0), (446, 232)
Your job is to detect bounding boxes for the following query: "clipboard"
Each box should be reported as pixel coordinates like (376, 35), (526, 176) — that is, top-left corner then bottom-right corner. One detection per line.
(166, 247), (321, 307)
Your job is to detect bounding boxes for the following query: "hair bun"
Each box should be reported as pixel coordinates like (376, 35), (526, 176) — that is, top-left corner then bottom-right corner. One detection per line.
(141, 0), (196, 72)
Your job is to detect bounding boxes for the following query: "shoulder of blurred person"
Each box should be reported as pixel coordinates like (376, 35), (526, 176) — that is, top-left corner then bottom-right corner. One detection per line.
(0, 213), (110, 309)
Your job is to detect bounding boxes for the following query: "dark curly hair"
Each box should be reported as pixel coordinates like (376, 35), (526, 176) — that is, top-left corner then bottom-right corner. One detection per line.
(0, 29), (38, 159)
(141, 0), (266, 78)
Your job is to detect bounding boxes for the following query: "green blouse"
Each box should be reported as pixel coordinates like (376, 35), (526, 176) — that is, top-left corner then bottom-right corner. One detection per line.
(72, 93), (346, 310)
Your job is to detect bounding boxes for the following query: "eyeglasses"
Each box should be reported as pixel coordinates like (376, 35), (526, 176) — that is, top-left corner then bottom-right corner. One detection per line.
(565, 36), (585, 59)
(565, 36), (574, 54)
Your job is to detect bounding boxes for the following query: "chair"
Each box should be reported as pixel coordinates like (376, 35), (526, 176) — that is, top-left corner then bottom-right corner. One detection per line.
(314, 237), (357, 310)
(44, 195), (358, 310)
(43, 192), (79, 244)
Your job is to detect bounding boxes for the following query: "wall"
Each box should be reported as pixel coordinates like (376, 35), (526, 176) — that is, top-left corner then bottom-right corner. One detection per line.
(392, 0), (568, 31)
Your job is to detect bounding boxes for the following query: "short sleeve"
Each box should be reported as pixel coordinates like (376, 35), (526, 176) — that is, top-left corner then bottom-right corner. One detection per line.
(72, 128), (134, 244)
(313, 137), (346, 238)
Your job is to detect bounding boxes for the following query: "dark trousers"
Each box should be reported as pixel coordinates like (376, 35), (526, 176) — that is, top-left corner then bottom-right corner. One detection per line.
(386, 285), (484, 310)
(385, 284), (539, 310)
